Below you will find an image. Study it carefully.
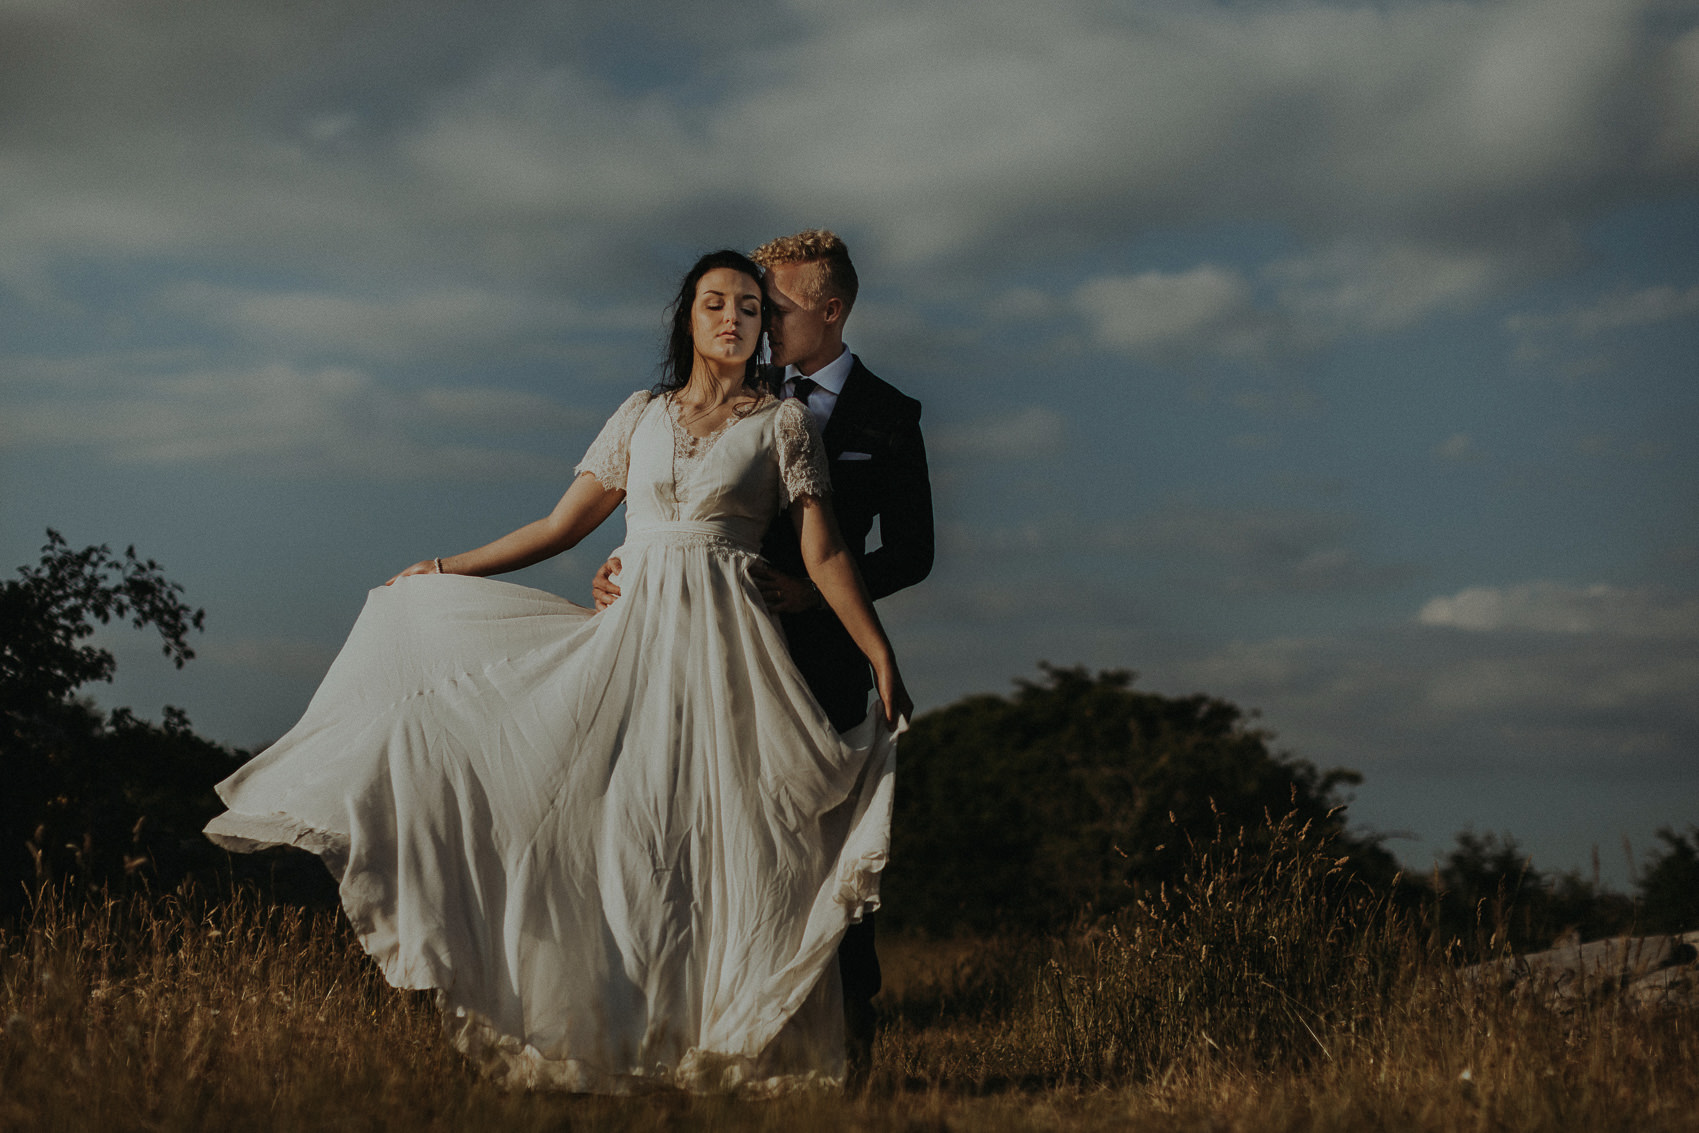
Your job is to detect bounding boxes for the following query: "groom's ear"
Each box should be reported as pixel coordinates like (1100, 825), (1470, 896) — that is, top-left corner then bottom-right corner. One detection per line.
(822, 295), (846, 328)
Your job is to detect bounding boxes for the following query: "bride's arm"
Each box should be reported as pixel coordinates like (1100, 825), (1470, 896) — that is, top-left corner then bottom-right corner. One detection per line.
(387, 473), (625, 584)
(791, 495), (913, 728)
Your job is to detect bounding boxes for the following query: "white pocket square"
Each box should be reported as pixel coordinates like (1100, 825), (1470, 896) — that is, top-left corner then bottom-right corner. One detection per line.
(836, 451), (873, 461)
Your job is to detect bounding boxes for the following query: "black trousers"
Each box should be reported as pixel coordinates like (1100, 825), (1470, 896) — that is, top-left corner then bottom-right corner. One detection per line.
(813, 677), (882, 1008)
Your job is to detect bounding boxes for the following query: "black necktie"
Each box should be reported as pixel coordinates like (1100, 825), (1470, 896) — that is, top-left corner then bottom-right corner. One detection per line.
(790, 377), (818, 403)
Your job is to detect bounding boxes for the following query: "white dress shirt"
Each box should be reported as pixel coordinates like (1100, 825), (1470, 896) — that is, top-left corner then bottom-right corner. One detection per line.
(781, 345), (853, 429)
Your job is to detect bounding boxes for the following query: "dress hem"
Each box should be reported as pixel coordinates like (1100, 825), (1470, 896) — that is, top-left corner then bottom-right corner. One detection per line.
(200, 707), (899, 1095)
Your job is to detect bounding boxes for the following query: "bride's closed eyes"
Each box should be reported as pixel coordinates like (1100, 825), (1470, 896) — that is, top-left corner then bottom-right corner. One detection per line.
(701, 295), (760, 318)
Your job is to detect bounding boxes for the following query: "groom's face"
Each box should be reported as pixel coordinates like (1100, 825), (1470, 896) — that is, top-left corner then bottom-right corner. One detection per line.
(766, 261), (837, 373)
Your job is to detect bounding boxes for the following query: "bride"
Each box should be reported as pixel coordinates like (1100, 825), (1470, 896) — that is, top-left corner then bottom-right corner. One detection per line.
(205, 249), (911, 1093)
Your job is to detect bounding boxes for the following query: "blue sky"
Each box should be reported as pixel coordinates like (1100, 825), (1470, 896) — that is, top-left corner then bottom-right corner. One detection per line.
(3, 0), (1696, 887)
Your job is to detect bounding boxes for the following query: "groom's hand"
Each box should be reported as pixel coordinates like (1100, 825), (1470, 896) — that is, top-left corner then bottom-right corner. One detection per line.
(748, 563), (820, 613)
(591, 557), (622, 611)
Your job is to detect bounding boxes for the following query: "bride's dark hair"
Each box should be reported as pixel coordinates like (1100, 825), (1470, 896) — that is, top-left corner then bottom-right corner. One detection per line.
(656, 249), (775, 396)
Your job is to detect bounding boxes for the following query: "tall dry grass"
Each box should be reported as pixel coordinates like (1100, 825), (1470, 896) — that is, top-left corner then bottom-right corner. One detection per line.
(4, 820), (1696, 1132)
(875, 814), (1699, 1130)
(1035, 812), (1418, 1081)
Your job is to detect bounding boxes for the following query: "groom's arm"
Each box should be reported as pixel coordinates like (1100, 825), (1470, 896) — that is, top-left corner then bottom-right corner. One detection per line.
(858, 399), (934, 601)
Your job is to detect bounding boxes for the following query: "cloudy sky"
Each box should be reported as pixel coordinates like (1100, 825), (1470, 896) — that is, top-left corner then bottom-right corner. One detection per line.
(3, 0), (1696, 887)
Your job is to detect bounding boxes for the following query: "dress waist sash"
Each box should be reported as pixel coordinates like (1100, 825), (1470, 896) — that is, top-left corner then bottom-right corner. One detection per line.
(620, 518), (763, 556)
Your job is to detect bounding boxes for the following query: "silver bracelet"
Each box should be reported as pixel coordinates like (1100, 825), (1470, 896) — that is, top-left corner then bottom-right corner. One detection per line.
(434, 557), (445, 574)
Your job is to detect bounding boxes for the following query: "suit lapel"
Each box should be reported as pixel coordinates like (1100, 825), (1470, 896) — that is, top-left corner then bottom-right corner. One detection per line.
(822, 357), (869, 458)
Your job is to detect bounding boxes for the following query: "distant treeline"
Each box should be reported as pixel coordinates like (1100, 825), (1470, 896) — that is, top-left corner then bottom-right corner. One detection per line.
(882, 664), (1699, 951)
(4, 531), (1696, 950)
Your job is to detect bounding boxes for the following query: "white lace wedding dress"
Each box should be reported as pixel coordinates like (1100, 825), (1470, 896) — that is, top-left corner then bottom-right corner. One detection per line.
(204, 391), (898, 1094)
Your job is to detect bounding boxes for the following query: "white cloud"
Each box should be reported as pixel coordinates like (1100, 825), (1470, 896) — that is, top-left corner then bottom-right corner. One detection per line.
(1507, 283), (1699, 344)
(931, 406), (1065, 459)
(1268, 241), (1504, 337)
(743, 0), (1688, 276)
(8, 363), (371, 464)
(1424, 651), (1699, 715)
(399, 69), (705, 221)
(1434, 433), (1479, 462)
(157, 279), (655, 367)
(1418, 582), (1699, 639)
(1, 360), (583, 481)
(1074, 267), (1260, 358)
(3, 0), (1692, 303)
(1569, 285), (1699, 335)
(1072, 239), (1510, 361)
(162, 282), (613, 362)
(1656, 26), (1699, 164)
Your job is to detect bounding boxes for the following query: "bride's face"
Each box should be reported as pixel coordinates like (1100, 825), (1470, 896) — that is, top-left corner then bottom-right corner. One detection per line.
(691, 268), (763, 370)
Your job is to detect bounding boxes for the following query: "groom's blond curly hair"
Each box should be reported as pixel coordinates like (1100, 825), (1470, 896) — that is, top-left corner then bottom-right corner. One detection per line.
(750, 229), (859, 315)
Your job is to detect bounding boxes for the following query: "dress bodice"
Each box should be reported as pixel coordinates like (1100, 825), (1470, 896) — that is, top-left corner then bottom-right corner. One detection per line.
(577, 391), (829, 553)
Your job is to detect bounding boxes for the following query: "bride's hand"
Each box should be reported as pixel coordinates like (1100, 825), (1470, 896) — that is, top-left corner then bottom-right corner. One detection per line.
(875, 661), (912, 730)
(384, 560), (439, 586)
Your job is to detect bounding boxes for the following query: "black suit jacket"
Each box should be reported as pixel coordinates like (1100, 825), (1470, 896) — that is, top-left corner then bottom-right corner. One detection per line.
(760, 357), (934, 725)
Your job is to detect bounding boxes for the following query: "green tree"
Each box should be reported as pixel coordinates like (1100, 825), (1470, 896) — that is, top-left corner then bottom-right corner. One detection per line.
(1637, 826), (1699, 934)
(884, 664), (1394, 936)
(1425, 830), (1638, 955)
(1428, 830), (1546, 954)
(1, 531), (239, 911)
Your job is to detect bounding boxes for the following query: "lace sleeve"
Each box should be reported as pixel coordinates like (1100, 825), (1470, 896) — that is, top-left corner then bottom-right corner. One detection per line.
(775, 397), (831, 507)
(574, 390), (653, 490)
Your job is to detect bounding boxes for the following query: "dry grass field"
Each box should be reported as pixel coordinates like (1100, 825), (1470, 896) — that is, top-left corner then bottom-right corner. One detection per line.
(4, 821), (1696, 1132)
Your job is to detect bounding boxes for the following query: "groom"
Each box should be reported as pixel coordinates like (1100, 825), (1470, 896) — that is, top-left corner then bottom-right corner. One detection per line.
(747, 229), (934, 728)
(594, 229), (934, 1081)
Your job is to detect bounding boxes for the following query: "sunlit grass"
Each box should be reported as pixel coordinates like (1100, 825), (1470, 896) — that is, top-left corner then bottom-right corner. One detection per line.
(4, 821), (1696, 1132)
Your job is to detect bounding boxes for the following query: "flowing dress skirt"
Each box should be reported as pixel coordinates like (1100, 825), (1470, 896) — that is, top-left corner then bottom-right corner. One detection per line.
(205, 533), (896, 1093)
